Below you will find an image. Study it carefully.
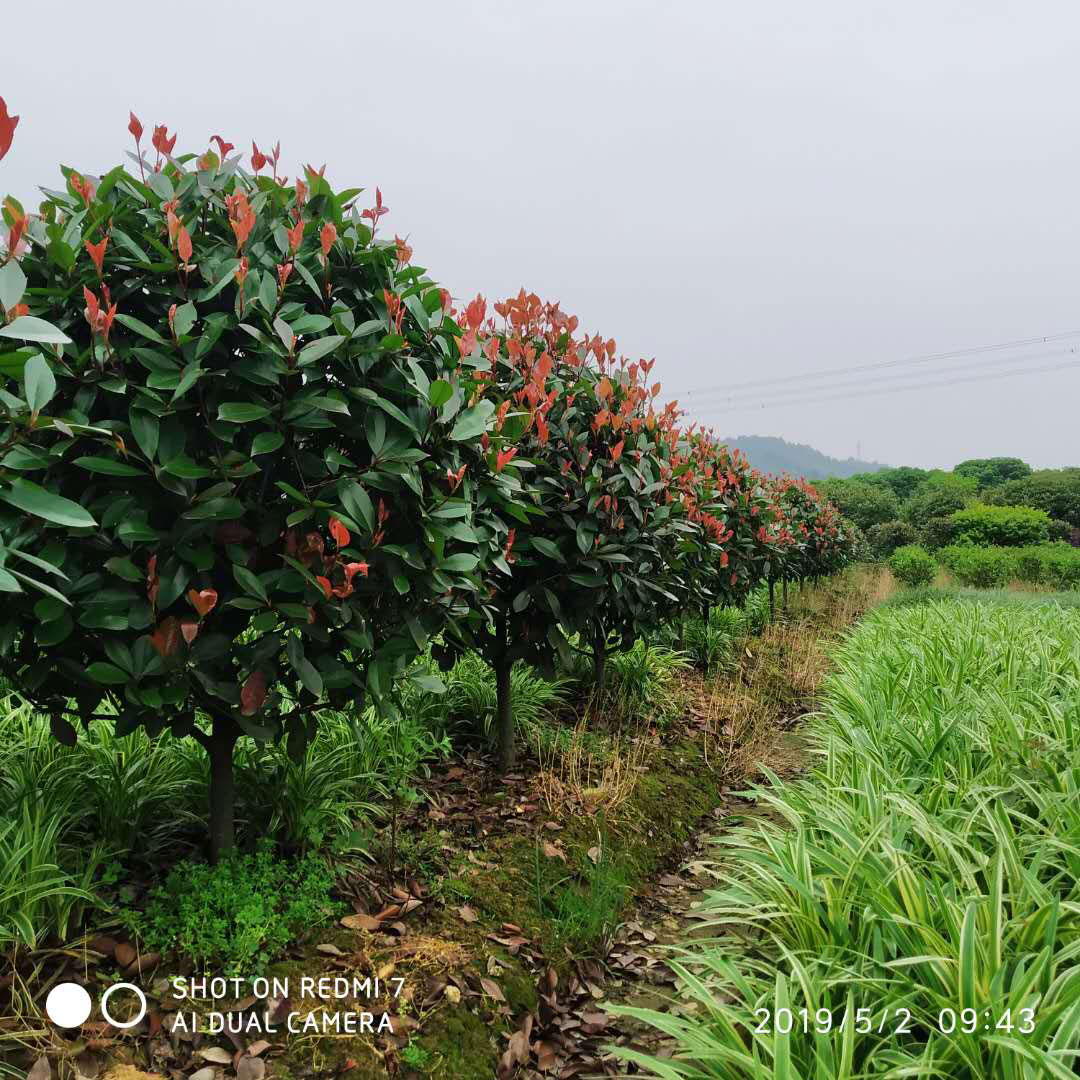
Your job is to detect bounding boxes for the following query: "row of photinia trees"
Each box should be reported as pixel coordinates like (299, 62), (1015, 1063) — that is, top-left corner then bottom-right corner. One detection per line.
(0, 115), (857, 859)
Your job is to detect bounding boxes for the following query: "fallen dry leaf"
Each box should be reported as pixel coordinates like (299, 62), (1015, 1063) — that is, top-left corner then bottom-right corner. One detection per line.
(458, 904), (478, 923)
(27, 1058), (50, 1080)
(113, 942), (137, 968)
(196, 1046), (234, 1064)
(236, 1059), (266, 1080)
(341, 913), (382, 931)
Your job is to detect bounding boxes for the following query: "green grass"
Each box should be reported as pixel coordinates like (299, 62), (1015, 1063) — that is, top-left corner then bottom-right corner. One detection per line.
(882, 586), (1080, 612)
(118, 838), (341, 976)
(531, 834), (631, 951)
(615, 595), (1080, 1078)
(0, 686), (450, 951)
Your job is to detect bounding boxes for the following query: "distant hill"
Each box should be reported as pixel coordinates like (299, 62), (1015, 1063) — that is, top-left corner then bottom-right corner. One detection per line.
(725, 435), (889, 480)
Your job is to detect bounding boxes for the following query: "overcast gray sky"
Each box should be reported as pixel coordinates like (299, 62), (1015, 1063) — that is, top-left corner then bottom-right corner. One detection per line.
(4, 1), (1077, 469)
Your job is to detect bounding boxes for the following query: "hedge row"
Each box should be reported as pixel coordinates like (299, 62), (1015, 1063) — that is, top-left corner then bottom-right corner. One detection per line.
(940, 544), (1080, 590)
(0, 122), (858, 854)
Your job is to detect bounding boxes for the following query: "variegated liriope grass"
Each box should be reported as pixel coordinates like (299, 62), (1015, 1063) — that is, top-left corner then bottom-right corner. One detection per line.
(614, 596), (1080, 1079)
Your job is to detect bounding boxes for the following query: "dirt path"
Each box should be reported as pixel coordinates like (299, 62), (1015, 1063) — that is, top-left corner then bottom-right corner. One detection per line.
(514, 730), (814, 1078)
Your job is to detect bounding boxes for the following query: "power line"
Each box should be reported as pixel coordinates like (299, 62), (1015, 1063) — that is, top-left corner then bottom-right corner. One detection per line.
(685, 356), (1080, 416)
(669, 328), (1080, 400)
(693, 344), (1079, 406)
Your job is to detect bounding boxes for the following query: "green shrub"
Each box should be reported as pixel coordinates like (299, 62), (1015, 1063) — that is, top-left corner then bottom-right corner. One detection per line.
(1033, 544), (1080, 590)
(121, 839), (339, 974)
(950, 504), (1050, 546)
(987, 469), (1080, 527)
(940, 544), (1016, 588)
(953, 456), (1032, 489)
(921, 515), (959, 550)
(1047, 518), (1079, 545)
(820, 481), (900, 532)
(0, 131), (497, 862)
(888, 545), (936, 588)
(866, 520), (918, 560)
(941, 543), (1080, 591)
(901, 482), (973, 528)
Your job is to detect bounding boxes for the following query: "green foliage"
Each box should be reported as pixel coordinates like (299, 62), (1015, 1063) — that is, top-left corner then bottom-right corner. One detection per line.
(121, 839), (339, 974)
(901, 479), (973, 527)
(400, 1042), (432, 1070)
(656, 606), (749, 673)
(954, 455), (1031, 489)
(532, 838), (630, 950)
(888, 544), (936, 588)
(921, 514), (960, 551)
(234, 703), (448, 855)
(817, 480), (899, 531)
(940, 544), (1016, 588)
(1047, 518), (1078, 545)
(987, 469), (1080, 527)
(950, 503), (1050, 546)
(0, 140), (511, 856)
(865, 519), (918, 560)
(862, 465), (931, 501)
(599, 640), (692, 726)
(421, 651), (568, 743)
(0, 128), (859, 874)
(615, 597), (1080, 1079)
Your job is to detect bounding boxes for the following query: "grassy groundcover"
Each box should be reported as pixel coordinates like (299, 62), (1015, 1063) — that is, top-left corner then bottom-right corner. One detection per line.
(615, 588), (1080, 1079)
(5, 570), (886, 1080)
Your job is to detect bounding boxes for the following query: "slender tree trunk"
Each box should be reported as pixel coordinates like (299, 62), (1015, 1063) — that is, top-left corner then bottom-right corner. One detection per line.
(593, 622), (607, 691)
(768, 579), (776, 622)
(495, 608), (515, 773)
(701, 602), (710, 627)
(207, 719), (239, 865)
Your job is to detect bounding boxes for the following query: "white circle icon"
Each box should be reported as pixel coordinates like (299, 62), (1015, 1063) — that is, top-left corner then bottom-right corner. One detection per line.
(100, 982), (148, 1029)
(45, 982), (92, 1028)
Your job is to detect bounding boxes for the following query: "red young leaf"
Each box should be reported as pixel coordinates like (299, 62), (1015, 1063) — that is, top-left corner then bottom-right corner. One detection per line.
(176, 225), (193, 265)
(320, 222), (337, 257)
(186, 588), (218, 617)
(241, 669), (268, 715)
(329, 517), (350, 548)
(149, 617), (181, 657)
(127, 111), (143, 142)
(85, 235), (108, 276)
(0, 97), (18, 161)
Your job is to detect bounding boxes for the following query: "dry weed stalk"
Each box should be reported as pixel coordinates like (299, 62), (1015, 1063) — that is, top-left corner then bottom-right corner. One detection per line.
(534, 715), (654, 818)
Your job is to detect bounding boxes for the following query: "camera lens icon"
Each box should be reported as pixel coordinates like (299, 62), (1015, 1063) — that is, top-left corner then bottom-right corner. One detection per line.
(45, 983), (92, 1028)
(45, 981), (147, 1029)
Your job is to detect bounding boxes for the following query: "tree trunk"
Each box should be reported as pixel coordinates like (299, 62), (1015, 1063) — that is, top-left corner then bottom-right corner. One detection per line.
(701, 602), (710, 627)
(207, 719), (239, 865)
(593, 623), (607, 691)
(768, 579), (776, 622)
(495, 657), (513, 772)
(538, 652), (557, 682)
(495, 608), (515, 773)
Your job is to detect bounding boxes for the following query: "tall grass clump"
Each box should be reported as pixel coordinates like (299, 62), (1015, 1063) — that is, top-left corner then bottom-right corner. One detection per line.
(615, 597), (1080, 1078)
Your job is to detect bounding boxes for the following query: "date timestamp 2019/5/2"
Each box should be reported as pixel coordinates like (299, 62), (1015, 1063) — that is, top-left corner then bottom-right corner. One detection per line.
(753, 1006), (1036, 1036)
